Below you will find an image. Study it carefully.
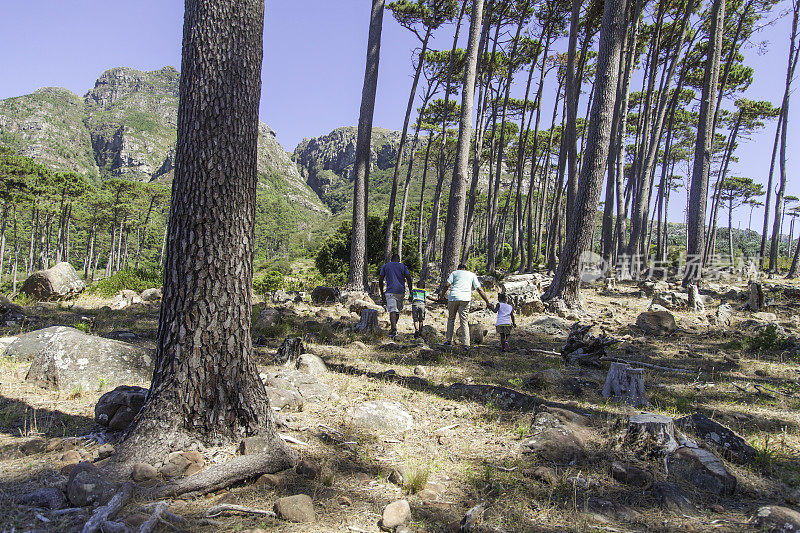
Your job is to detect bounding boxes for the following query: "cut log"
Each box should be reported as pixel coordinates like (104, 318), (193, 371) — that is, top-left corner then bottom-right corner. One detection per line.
(748, 282), (764, 312)
(601, 362), (648, 406)
(354, 309), (380, 333)
(274, 337), (304, 365)
(624, 413), (678, 455)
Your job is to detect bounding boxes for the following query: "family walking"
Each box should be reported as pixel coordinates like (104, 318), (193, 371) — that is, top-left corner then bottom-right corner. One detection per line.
(378, 256), (516, 351)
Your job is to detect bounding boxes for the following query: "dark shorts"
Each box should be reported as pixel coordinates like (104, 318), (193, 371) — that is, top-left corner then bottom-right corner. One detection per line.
(412, 303), (425, 322)
(496, 324), (512, 335)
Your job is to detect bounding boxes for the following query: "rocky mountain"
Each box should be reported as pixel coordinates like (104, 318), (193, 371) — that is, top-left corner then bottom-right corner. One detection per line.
(293, 126), (404, 212)
(0, 66), (328, 215)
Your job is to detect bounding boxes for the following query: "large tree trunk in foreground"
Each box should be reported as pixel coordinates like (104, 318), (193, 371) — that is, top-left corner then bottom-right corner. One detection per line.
(113, 0), (294, 474)
(440, 0), (484, 285)
(348, 0), (385, 290)
(542, 0), (628, 307)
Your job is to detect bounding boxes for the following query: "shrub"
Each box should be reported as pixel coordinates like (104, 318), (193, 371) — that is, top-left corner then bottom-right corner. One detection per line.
(87, 268), (162, 297)
(253, 270), (284, 294)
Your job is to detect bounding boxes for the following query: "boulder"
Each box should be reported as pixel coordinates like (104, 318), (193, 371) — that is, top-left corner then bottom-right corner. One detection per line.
(674, 413), (755, 464)
(264, 386), (304, 411)
(139, 288), (162, 302)
(110, 289), (142, 310)
(271, 289), (293, 304)
(131, 463), (158, 482)
(636, 311), (676, 335)
(254, 308), (281, 330)
(715, 303), (734, 327)
(345, 400), (413, 436)
(753, 311), (778, 322)
(95, 385), (148, 431)
(639, 280), (669, 297)
(296, 353), (327, 375)
(274, 494), (315, 523)
(20, 262), (85, 300)
(500, 274), (546, 315)
(19, 326), (153, 391)
(651, 291), (689, 310)
(751, 506), (800, 533)
(521, 406), (588, 464)
(610, 461), (652, 487)
(667, 445), (736, 496)
(311, 286), (340, 304)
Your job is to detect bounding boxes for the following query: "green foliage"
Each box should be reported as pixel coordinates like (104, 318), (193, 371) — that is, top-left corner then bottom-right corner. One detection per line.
(87, 267), (162, 297)
(253, 270), (284, 294)
(746, 324), (791, 354)
(315, 215), (421, 281)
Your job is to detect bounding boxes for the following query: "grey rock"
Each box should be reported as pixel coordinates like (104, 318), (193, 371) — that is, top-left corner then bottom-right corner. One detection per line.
(274, 494), (315, 523)
(610, 461), (652, 487)
(139, 288), (162, 302)
(500, 274), (546, 315)
(651, 481), (696, 514)
(271, 289), (293, 304)
(527, 316), (572, 336)
(21, 262), (85, 300)
(751, 506), (800, 533)
(311, 286), (340, 304)
(17, 487), (66, 509)
(674, 413), (755, 464)
(345, 400), (413, 435)
(110, 289), (141, 310)
(67, 462), (117, 507)
(521, 406), (587, 464)
(131, 463), (158, 482)
(0, 295), (25, 324)
(265, 386), (304, 411)
(753, 311), (778, 322)
(715, 303), (734, 327)
(636, 310), (677, 335)
(382, 499), (411, 530)
(296, 353), (327, 375)
(95, 385), (148, 430)
(20, 327), (152, 391)
(652, 290), (690, 311)
(255, 308), (281, 330)
(668, 445), (736, 495)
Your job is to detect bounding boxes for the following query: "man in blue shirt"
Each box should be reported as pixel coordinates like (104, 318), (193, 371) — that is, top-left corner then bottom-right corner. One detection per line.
(439, 263), (491, 350)
(379, 253), (413, 337)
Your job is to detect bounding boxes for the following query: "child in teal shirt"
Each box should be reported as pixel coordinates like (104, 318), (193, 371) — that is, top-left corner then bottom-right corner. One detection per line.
(410, 281), (435, 338)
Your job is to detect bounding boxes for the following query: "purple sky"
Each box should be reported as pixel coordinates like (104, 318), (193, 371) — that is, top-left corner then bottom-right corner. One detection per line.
(0, 0), (796, 229)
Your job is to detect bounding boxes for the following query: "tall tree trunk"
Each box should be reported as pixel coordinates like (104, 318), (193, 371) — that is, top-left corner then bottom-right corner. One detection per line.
(543, 0), (627, 305)
(684, 0), (725, 285)
(384, 26), (431, 261)
(115, 0), (294, 475)
(440, 0), (484, 282)
(348, 0), (385, 290)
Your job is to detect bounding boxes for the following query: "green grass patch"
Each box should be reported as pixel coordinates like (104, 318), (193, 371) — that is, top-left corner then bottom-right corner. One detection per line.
(87, 268), (162, 297)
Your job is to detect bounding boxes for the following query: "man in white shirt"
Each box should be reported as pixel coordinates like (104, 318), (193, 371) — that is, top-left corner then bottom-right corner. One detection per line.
(439, 263), (491, 351)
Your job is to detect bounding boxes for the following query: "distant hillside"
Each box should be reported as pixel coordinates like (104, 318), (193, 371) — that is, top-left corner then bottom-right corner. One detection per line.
(0, 66), (328, 217)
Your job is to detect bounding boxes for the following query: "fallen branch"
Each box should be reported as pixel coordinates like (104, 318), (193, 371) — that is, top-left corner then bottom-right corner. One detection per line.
(82, 482), (134, 533)
(754, 383), (800, 398)
(278, 433), (309, 446)
(600, 357), (692, 374)
(138, 503), (186, 526)
(153, 445), (298, 498)
(529, 348), (560, 356)
(205, 503), (276, 518)
(138, 501), (168, 533)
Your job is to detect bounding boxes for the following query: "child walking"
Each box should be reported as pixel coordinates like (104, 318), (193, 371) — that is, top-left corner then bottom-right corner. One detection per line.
(495, 292), (516, 352)
(410, 281), (434, 338)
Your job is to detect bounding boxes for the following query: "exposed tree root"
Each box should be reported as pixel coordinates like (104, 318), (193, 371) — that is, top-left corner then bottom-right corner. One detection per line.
(152, 444), (298, 498)
(81, 482), (133, 533)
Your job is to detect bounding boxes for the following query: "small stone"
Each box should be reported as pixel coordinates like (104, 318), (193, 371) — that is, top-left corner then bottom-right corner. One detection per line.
(388, 468), (405, 486)
(60, 450), (82, 464)
(296, 353), (327, 375)
(182, 450), (204, 464)
(132, 463), (158, 482)
(296, 458), (321, 480)
(96, 443), (114, 460)
(382, 499), (411, 530)
(17, 487), (66, 509)
(437, 434), (451, 446)
(413, 366), (426, 377)
(20, 437), (47, 455)
(710, 504), (724, 513)
(255, 472), (288, 489)
(522, 466), (558, 485)
(338, 495), (352, 506)
(67, 462), (117, 507)
(274, 494), (316, 523)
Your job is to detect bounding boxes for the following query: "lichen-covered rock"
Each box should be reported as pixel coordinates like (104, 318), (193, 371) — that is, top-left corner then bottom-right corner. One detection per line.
(345, 400), (413, 435)
(311, 286), (340, 304)
(67, 462), (117, 507)
(139, 287), (162, 302)
(674, 413), (755, 464)
(18, 326), (152, 391)
(636, 310), (677, 335)
(751, 506), (800, 532)
(20, 262), (85, 300)
(274, 494), (316, 523)
(521, 406), (589, 464)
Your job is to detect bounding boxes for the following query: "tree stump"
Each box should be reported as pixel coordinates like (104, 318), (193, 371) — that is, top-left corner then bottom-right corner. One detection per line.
(687, 284), (705, 312)
(623, 413), (678, 455)
(748, 282), (764, 312)
(275, 337), (304, 365)
(354, 309), (380, 333)
(601, 362), (648, 406)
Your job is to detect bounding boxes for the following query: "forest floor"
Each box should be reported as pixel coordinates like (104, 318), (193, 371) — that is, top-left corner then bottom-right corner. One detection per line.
(1, 276), (800, 532)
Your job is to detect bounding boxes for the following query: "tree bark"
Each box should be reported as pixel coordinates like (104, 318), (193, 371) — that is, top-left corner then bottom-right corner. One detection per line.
(113, 0), (294, 473)
(348, 0), (385, 290)
(684, 0), (725, 285)
(542, 0), (628, 306)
